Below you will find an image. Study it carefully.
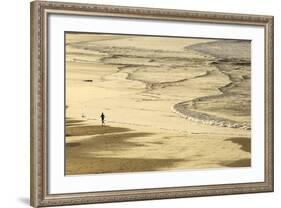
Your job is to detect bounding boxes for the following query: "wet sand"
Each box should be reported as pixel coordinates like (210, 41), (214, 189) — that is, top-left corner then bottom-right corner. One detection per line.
(65, 33), (251, 175)
(66, 118), (250, 174)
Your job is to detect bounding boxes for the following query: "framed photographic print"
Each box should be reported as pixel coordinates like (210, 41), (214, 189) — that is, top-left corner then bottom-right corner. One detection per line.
(30, 1), (274, 207)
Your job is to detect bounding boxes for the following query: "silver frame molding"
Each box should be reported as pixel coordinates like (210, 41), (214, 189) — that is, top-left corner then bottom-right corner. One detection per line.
(30, 1), (274, 207)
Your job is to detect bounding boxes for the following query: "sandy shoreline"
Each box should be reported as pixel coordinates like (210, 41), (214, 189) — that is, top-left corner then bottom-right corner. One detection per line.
(173, 40), (251, 129)
(66, 118), (250, 175)
(65, 33), (251, 175)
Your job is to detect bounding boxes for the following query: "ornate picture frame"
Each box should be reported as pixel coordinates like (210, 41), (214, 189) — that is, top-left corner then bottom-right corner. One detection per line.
(30, 1), (273, 207)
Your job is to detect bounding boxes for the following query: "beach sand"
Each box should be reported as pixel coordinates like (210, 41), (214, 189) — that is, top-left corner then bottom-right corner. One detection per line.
(65, 33), (251, 175)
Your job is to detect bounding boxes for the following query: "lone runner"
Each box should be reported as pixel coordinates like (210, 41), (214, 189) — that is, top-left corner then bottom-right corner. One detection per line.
(100, 112), (105, 126)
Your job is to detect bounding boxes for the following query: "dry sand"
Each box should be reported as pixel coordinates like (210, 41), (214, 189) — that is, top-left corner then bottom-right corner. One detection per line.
(65, 33), (251, 175)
